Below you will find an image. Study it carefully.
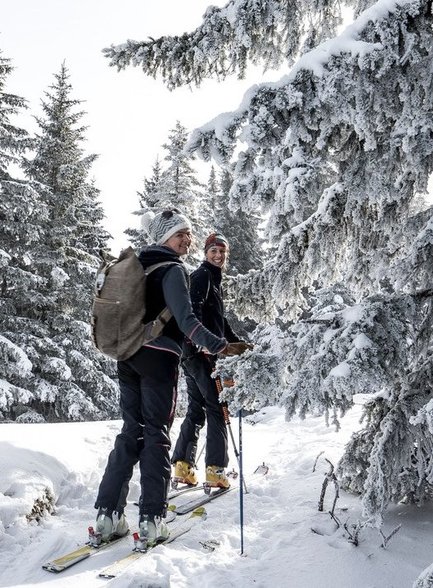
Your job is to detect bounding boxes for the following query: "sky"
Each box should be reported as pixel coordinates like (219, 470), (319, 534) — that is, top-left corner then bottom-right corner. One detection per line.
(1, 401), (433, 587)
(1, 0), (273, 251)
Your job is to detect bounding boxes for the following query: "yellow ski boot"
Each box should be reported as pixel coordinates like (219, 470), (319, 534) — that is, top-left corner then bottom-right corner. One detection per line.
(204, 465), (230, 494)
(172, 461), (198, 488)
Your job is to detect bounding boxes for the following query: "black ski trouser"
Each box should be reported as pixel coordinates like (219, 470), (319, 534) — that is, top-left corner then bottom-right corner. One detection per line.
(95, 346), (178, 518)
(172, 353), (228, 468)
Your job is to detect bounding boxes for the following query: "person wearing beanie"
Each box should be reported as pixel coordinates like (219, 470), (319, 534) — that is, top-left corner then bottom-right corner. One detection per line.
(171, 232), (251, 490)
(94, 211), (231, 550)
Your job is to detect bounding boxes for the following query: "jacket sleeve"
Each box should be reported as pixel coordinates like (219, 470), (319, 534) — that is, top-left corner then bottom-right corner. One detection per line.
(223, 317), (242, 343)
(162, 265), (227, 355)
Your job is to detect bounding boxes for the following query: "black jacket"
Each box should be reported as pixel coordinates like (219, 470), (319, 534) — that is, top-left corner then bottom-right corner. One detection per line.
(183, 261), (240, 357)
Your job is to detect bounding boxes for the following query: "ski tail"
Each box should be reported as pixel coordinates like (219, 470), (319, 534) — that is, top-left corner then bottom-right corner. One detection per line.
(98, 507), (207, 579)
(42, 533), (126, 573)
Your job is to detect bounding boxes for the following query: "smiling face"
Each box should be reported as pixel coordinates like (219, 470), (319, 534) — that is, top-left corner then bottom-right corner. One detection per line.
(205, 244), (228, 268)
(164, 229), (192, 256)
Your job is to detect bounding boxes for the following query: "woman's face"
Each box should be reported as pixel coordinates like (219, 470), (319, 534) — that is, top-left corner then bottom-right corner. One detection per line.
(205, 245), (227, 268)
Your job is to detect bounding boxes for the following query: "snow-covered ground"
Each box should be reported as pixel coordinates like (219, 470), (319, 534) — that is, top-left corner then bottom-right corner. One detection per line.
(1, 401), (433, 588)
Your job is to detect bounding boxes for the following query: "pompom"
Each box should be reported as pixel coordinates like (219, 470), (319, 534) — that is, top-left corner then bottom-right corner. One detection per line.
(141, 210), (155, 233)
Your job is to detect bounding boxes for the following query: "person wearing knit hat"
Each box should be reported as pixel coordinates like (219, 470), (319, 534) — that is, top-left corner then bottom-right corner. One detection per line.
(171, 232), (252, 490)
(94, 213), (230, 550)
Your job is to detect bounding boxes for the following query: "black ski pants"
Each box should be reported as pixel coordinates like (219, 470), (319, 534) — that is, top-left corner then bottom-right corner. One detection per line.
(95, 346), (178, 518)
(172, 353), (228, 468)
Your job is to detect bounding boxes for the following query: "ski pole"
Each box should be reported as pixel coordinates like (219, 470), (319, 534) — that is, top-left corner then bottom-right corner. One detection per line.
(239, 407), (244, 555)
(195, 438), (205, 466)
(215, 376), (248, 493)
(223, 405), (248, 492)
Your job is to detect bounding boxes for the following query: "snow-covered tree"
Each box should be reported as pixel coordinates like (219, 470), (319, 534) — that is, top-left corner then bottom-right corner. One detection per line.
(0, 52), (52, 423)
(207, 167), (263, 337)
(203, 165), (219, 230)
(18, 62), (118, 422)
(125, 157), (165, 251)
(129, 121), (207, 263)
(160, 121), (207, 260)
(105, 0), (433, 524)
(216, 168), (263, 275)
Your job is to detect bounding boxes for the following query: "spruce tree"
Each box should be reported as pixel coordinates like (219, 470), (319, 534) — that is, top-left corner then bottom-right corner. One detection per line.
(104, 0), (433, 526)
(0, 51), (52, 423)
(160, 121), (206, 261)
(130, 122), (207, 263)
(216, 168), (263, 275)
(204, 165), (219, 230)
(126, 157), (165, 251)
(21, 62), (118, 422)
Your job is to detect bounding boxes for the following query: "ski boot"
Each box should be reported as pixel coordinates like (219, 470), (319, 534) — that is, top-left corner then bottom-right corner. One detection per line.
(172, 460), (198, 488)
(133, 514), (170, 551)
(94, 507), (129, 543)
(203, 465), (230, 494)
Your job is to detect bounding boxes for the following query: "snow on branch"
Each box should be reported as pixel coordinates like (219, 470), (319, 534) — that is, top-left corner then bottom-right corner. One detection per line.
(187, 0), (424, 157)
(103, 0), (343, 89)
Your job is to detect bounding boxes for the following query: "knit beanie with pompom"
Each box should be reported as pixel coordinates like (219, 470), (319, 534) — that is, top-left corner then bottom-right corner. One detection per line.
(141, 209), (192, 245)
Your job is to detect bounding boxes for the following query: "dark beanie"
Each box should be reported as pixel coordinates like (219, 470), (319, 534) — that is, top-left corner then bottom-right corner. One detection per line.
(204, 233), (229, 253)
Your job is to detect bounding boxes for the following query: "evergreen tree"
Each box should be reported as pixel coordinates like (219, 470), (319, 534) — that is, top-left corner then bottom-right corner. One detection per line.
(130, 122), (207, 264)
(126, 157), (165, 251)
(105, 0), (433, 525)
(160, 121), (206, 261)
(204, 165), (219, 230)
(0, 51), (53, 423)
(212, 167), (262, 337)
(20, 62), (118, 422)
(216, 168), (263, 275)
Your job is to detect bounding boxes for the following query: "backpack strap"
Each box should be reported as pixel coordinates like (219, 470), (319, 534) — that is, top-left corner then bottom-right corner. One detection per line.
(142, 261), (180, 342)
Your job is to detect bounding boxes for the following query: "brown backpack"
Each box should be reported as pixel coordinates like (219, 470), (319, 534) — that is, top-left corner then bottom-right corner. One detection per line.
(91, 247), (175, 361)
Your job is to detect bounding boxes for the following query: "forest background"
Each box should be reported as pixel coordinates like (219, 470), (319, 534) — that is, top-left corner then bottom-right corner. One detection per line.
(1, 0), (433, 541)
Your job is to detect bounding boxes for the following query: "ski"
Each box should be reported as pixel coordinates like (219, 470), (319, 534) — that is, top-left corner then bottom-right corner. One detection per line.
(98, 506), (207, 579)
(42, 510), (178, 574)
(42, 532), (127, 573)
(173, 487), (232, 515)
(132, 484), (202, 508)
(168, 484), (202, 500)
(172, 462), (269, 516)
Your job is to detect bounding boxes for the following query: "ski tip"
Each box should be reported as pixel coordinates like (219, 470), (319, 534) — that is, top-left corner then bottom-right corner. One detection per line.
(166, 510), (177, 523)
(191, 506), (207, 519)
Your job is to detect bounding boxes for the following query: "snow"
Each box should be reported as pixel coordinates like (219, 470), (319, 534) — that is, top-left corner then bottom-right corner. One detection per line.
(1, 403), (432, 587)
(0, 336), (33, 374)
(329, 361), (351, 378)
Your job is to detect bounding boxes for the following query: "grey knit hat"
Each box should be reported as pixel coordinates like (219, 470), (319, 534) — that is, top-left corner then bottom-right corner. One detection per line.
(141, 209), (192, 245)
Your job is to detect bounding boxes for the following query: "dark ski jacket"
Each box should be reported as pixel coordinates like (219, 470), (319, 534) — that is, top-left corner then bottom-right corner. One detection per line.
(183, 260), (240, 358)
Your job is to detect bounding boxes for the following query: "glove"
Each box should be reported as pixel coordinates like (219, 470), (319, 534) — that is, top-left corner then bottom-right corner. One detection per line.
(221, 341), (254, 356)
